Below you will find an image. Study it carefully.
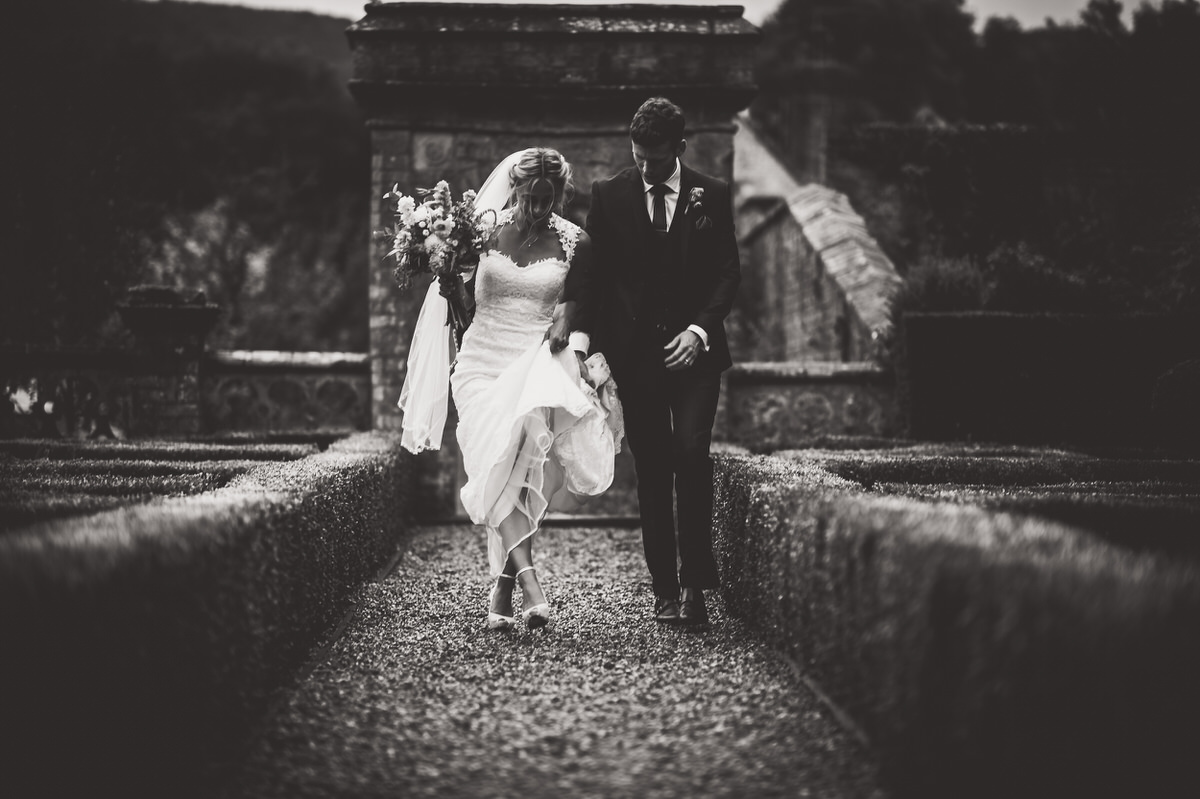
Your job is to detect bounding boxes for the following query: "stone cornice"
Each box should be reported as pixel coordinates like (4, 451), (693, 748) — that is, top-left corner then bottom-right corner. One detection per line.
(349, 3), (759, 37)
(728, 361), (893, 385)
(348, 1), (760, 118)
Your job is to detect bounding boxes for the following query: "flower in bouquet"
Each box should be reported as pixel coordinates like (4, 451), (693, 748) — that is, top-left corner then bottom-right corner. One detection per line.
(383, 180), (496, 289)
(381, 180), (497, 345)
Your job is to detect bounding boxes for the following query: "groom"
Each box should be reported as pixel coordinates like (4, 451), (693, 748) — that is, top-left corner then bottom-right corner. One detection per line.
(566, 97), (741, 627)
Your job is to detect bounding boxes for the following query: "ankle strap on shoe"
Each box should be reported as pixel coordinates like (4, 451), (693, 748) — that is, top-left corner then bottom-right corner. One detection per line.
(515, 566), (536, 579)
(496, 573), (516, 580)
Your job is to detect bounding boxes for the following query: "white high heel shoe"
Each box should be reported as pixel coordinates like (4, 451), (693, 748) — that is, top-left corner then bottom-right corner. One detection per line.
(516, 566), (551, 629)
(486, 573), (516, 631)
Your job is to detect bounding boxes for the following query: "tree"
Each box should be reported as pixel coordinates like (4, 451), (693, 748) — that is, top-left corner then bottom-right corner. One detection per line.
(750, 0), (1200, 318)
(755, 0), (979, 125)
(3, 0), (369, 351)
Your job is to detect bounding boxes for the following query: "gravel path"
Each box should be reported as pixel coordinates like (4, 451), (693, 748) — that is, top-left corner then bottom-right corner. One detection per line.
(216, 524), (886, 798)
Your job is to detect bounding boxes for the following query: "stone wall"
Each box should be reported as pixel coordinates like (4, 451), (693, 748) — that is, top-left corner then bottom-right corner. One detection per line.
(903, 312), (1200, 448)
(722, 361), (901, 450)
(734, 203), (865, 362)
(202, 350), (370, 435)
(733, 183), (901, 364)
(2, 347), (203, 439)
(2, 348), (372, 441)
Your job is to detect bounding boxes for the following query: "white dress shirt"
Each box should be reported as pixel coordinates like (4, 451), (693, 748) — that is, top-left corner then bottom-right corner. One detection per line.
(641, 160), (709, 352)
(641, 160), (682, 230)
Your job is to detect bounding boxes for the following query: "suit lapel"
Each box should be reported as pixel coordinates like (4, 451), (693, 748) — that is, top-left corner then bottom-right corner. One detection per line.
(678, 166), (695, 266)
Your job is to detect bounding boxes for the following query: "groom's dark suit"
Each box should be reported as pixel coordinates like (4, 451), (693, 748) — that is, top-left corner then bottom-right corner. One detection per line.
(568, 163), (741, 598)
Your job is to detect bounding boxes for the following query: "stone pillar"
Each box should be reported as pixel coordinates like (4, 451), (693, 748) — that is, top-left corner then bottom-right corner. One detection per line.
(348, 2), (759, 514)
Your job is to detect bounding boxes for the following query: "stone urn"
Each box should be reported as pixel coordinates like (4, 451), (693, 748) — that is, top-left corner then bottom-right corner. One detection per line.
(117, 285), (221, 355)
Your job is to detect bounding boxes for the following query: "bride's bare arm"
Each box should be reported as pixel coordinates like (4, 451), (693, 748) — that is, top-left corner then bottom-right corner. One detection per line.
(548, 231), (593, 350)
(546, 301), (574, 353)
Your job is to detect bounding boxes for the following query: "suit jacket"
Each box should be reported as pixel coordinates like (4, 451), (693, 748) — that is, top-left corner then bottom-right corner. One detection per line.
(568, 164), (741, 374)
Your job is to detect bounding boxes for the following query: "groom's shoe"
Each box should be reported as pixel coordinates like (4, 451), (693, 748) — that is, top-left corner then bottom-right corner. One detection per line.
(678, 588), (709, 628)
(654, 594), (680, 624)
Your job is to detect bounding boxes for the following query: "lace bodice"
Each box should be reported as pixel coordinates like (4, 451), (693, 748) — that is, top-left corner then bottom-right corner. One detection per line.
(447, 209), (620, 577)
(471, 212), (582, 329)
(494, 210), (581, 263)
(550, 213), (582, 264)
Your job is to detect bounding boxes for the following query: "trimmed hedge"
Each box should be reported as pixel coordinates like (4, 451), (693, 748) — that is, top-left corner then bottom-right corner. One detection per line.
(0, 457), (274, 479)
(713, 452), (1200, 799)
(0, 438), (319, 461)
(814, 450), (1200, 487)
(0, 457), (283, 531)
(0, 440), (319, 530)
(872, 483), (1200, 561)
(810, 448), (1200, 561)
(0, 431), (412, 799)
(0, 490), (154, 529)
(4, 472), (233, 497)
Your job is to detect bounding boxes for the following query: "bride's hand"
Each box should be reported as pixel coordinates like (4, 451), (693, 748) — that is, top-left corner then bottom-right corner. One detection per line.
(576, 350), (596, 388)
(437, 272), (459, 298)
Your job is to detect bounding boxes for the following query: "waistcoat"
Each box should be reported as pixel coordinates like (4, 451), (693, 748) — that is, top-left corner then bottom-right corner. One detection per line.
(642, 217), (686, 331)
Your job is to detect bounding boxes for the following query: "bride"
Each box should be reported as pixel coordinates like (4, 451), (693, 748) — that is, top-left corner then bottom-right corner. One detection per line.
(399, 148), (622, 631)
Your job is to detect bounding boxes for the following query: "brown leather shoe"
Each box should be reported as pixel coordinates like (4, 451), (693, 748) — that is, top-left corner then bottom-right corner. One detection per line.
(678, 588), (709, 628)
(654, 594), (680, 624)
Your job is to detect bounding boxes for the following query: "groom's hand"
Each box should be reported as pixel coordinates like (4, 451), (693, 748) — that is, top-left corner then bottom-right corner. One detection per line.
(664, 330), (702, 371)
(545, 304), (570, 353)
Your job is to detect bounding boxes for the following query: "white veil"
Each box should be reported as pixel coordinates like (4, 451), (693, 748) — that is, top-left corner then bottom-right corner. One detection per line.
(475, 149), (528, 217)
(397, 150), (530, 453)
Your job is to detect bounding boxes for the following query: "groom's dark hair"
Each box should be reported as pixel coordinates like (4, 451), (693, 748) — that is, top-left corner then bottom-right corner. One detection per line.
(630, 97), (685, 147)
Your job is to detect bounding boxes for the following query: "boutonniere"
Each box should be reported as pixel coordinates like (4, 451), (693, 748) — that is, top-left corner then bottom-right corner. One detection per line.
(685, 187), (713, 230)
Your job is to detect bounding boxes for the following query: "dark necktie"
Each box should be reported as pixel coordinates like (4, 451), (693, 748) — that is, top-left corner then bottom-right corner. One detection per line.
(650, 184), (670, 233)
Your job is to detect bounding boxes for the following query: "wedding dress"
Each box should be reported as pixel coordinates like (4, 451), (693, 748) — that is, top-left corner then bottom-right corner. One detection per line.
(450, 209), (623, 576)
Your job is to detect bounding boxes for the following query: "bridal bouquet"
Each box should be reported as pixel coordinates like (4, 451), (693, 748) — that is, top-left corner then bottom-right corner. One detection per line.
(382, 180), (496, 342)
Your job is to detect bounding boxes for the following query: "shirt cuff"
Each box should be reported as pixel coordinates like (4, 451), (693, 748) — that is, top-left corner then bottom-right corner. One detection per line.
(568, 331), (591, 355)
(687, 324), (710, 351)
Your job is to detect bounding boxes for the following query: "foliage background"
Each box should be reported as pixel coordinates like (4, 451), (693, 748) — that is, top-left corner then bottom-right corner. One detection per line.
(5, 0), (1198, 352)
(5, 0), (368, 351)
(752, 0), (1200, 329)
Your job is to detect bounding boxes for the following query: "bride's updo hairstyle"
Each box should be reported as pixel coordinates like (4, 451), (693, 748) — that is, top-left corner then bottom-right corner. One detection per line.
(507, 147), (574, 216)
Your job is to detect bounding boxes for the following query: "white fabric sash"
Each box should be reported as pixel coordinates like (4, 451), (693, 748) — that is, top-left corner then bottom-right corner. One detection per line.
(395, 149), (528, 454)
(398, 280), (454, 453)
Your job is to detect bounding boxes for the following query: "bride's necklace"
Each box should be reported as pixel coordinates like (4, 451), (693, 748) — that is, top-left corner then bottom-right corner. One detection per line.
(519, 219), (552, 249)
